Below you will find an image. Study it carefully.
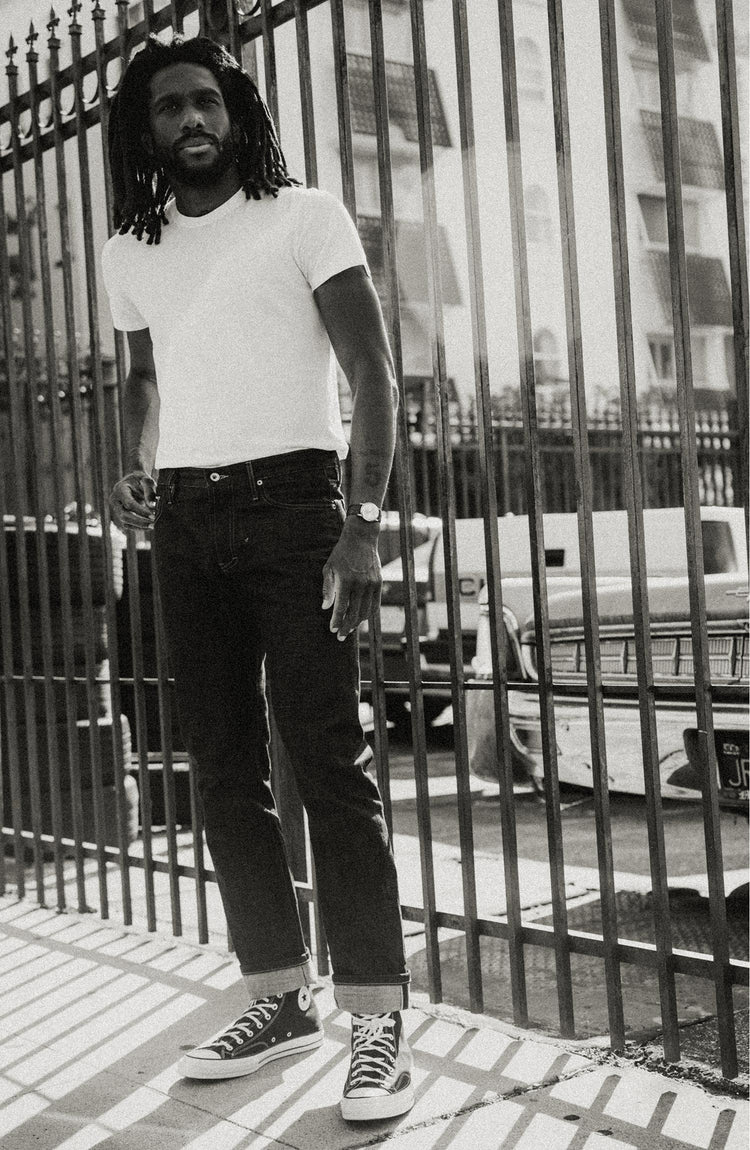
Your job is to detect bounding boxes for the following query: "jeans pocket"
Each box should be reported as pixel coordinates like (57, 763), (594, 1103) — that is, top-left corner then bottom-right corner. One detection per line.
(257, 470), (341, 511)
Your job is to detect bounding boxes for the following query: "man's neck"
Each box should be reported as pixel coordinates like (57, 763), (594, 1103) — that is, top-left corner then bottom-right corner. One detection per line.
(171, 169), (243, 217)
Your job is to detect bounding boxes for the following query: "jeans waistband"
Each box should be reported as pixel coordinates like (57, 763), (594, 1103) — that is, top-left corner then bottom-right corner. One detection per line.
(157, 449), (339, 491)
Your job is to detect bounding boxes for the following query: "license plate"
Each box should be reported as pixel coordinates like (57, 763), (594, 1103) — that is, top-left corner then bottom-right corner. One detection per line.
(715, 729), (749, 800)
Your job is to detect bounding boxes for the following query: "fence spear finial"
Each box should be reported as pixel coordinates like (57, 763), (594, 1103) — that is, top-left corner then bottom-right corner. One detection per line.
(92, 0), (105, 17)
(6, 34), (18, 72)
(68, 1), (82, 28)
(48, 7), (61, 44)
(26, 22), (39, 52)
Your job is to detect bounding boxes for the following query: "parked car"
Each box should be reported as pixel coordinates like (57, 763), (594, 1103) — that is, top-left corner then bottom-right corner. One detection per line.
(371, 505), (747, 724)
(467, 570), (749, 806)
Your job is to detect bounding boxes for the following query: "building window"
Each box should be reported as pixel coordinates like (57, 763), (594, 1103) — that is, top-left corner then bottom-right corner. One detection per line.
(632, 61), (662, 108)
(533, 328), (561, 384)
(517, 38), (546, 101)
(649, 333), (716, 390)
(347, 54), (452, 147)
(638, 194), (700, 250)
(648, 250), (732, 326)
(648, 335), (675, 383)
(622, 0), (709, 63)
(640, 111), (724, 189)
(357, 216), (462, 308)
(526, 185), (553, 243)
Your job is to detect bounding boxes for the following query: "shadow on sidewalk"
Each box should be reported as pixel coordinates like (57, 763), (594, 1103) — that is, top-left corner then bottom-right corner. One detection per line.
(0, 896), (746, 1150)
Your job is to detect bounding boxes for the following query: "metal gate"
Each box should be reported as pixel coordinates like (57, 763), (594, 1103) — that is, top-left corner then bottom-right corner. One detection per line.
(0, 0), (747, 1079)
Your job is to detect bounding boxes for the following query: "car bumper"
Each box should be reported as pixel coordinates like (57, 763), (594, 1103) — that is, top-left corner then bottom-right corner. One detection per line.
(466, 683), (749, 804)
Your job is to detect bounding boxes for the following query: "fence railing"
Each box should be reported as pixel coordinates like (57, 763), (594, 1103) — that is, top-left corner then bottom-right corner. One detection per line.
(395, 402), (742, 515)
(0, 0), (747, 1082)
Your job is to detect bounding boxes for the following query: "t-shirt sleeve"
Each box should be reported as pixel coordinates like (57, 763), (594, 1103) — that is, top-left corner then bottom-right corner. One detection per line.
(100, 238), (149, 331)
(294, 189), (370, 291)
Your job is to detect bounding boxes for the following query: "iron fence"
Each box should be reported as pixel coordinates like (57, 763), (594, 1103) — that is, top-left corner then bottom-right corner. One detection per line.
(396, 401), (742, 515)
(0, 0), (747, 1080)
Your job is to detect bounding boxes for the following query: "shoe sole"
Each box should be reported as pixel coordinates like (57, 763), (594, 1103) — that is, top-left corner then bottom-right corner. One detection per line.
(178, 1030), (323, 1080)
(340, 1085), (416, 1122)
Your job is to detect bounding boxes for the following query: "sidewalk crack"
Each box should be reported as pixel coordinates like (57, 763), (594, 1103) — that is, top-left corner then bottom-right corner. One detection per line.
(347, 1063), (599, 1147)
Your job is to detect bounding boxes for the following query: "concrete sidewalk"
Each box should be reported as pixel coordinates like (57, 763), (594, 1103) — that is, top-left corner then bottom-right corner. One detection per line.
(0, 896), (746, 1149)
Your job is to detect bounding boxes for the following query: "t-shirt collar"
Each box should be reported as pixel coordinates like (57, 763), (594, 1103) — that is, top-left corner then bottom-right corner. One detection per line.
(170, 187), (246, 228)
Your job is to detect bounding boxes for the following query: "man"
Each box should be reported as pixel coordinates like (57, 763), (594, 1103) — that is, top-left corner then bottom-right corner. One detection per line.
(103, 35), (413, 1122)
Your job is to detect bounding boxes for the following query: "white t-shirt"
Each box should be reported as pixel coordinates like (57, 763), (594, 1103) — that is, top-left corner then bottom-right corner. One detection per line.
(101, 186), (368, 469)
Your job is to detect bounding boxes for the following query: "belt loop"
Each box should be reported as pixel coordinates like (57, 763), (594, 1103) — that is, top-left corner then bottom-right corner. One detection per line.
(167, 471), (177, 506)
(245, 459), (260, 501)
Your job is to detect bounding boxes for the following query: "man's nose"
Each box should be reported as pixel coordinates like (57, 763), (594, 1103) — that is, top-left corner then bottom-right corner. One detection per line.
(180, 102), (206, 132)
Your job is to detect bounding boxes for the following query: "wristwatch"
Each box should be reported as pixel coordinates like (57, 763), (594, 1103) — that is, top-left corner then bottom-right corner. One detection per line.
(346, 502), (382, 524)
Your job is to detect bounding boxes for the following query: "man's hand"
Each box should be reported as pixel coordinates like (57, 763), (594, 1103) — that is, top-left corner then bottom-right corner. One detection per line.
(322, 521), (381, 639)
(109, 471), (157, 531)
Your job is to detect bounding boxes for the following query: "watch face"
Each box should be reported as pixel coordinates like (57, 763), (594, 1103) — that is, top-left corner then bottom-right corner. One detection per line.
(360, 502), (380, 522)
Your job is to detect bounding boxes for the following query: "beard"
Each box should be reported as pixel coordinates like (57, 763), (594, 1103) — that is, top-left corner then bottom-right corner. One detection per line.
(153, 133), (237, 189)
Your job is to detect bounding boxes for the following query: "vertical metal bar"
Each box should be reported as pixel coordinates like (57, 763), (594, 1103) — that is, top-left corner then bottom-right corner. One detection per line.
(714, 0), (748, 545)
(197, 0), (209, 38)
(48, 9), (109, 918)
(597, 0), (681, 1064)
(6, 35), (48, 901)
(170, 1), (186, 35)
(108, 2), (159, 935)
(188, 755), (209, 944)
(225, 0), (243, 63)
(293, 0), (317, 186)
(411, 0), (484, 1017)
(143, 0), (154, 37)
(653, 0), (736, 1079)
(329, 0), (356, 214)
(547, 0), (637, 1046)
(329, 0), (393, 833)
(24, 22), (69, 908)
(125, 571), (158, 933)
(152, 567), (183, 936)
(259, 0), (279, 133)
(74, 0), (134, 924)
(96, 0), (139, 927)
(0, 108), (28, 896)
(22, 36), (90, 915)
(116, 0), (131, 60)
(0, 445), (15, 895)
(495, 0), (591, 1043)
(367, 0), (442, 1003)
(448, 0), (532, 1025)
(94, 0), (134, 918)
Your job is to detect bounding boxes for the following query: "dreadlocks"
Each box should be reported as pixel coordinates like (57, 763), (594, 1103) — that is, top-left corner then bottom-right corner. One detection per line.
(109, 35), (299, 244)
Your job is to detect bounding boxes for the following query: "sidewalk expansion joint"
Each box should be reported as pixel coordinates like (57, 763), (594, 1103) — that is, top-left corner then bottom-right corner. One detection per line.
(345, 1063), (598, 1148)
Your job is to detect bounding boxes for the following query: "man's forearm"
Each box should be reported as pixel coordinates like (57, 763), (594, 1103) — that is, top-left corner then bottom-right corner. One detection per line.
(347, 370), (398, 508)
(123, 370), (160, 475)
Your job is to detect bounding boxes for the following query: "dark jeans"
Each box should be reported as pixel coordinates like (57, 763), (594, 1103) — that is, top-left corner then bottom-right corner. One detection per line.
(153, 449), (409, 1013)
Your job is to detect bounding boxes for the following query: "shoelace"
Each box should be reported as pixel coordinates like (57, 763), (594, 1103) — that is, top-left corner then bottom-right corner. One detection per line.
(213, 996), (281, 1052)
(348, 1014), (397, 1089)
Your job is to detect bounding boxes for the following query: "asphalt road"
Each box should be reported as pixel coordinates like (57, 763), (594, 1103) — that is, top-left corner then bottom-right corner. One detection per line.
(385, 729), (749, 882)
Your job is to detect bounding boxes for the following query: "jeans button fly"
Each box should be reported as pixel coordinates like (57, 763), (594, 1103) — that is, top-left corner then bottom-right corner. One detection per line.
(210, 472), (221, 482)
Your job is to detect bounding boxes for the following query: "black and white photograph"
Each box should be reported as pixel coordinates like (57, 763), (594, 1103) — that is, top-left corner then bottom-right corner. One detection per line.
(0, 1), (747, 1146)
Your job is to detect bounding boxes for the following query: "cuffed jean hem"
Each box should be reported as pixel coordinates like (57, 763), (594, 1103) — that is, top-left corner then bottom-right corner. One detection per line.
(333, 979), (410, 1014)
(241, 958), (316, 999)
